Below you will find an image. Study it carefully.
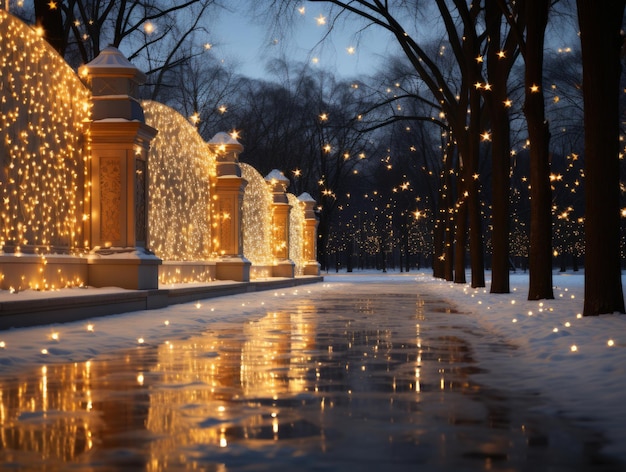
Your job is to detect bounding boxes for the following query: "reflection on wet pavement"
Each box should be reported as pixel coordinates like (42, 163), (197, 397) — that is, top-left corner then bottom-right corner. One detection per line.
(0, 283), (621, 471)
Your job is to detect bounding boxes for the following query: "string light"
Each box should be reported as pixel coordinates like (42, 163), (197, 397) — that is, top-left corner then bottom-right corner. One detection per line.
(143, 101), (215, 281)
(1, 13), (313, 291)
(241, 163), (274, 273)
(0, 12), (91, 290)
(287, 193), (305, 275)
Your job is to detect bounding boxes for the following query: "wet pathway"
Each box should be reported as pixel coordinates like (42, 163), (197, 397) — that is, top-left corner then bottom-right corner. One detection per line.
(0, 278), (620, 471)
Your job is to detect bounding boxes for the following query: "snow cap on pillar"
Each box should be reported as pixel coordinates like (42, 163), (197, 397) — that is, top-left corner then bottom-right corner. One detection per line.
(298, 192), (315, 203)
(265, 169), (289, 205)
(298, 192), (317, 219)
(209, 132), (244, 177)
(265, 169), (290, 190)
(209, 131), (244, 154)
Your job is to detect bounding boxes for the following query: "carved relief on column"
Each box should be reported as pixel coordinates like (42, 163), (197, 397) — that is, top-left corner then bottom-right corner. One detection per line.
(274, 219), (288, 260)
(100, 157), (121, 245)
(219, 198), (234, 255)
(304, 227), (314, 261)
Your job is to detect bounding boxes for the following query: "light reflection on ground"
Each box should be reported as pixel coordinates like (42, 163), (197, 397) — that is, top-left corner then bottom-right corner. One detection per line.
(0, 281), (620, 471)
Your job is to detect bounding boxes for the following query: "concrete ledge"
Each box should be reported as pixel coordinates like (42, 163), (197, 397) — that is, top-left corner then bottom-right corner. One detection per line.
(0, 276), (323, 330)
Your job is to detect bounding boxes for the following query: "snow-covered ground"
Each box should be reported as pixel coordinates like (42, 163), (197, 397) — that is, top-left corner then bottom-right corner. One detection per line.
(0, 270), (625, 461)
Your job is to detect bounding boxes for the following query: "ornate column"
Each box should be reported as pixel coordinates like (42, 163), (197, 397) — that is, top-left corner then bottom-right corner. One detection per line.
(80, 47), (161, 290)
(298, 193), (321, 276)
(208, 132), (251, 282)
(265, 170), (295, 278)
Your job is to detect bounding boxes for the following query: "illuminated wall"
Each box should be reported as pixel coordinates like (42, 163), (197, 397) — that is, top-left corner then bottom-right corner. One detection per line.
(0, 11), (315, 290)
(287, 193), (305, 275)
(0, 11), (91, 254)
(142, 101), (215, 262)
(241, 163), (273, 274)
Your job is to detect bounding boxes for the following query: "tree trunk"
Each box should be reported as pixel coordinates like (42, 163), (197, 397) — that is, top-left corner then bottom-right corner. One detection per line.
(454, 189), (468, 284)
(489, 103), (511, 293)
(444, 157), (455, 281)
(466, 89), (486, 288)
(577, 0), (626, 315)
(433, 215), (446, 279)
(486, 1), (512, 293)
(524, 0), (554, 300)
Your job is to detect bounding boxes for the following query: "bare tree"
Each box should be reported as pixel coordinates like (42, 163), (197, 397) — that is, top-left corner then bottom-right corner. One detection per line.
(30, 0), (219, 104)
(263, 0), (489, 286)
(577, 0), (626, 315)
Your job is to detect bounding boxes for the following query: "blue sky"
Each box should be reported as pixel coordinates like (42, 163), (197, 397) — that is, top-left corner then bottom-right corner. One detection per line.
(210, 2), (394, 80)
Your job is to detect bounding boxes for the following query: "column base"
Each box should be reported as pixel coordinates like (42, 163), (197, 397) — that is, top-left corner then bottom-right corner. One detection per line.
(215, 256), (251, 282)
(303, 261), (321, 276)
(88, 247), (161, 290)
(273, 259), (295, 278)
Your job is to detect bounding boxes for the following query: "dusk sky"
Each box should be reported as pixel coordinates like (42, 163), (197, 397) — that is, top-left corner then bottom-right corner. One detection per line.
(207, 2), (579, 81)
(210, 2), (396, 80)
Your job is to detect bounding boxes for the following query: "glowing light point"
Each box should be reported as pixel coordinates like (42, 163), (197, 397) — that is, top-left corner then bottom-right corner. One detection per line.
(347, 46), (355, 55)
(570, 345), (578, 352)
(316, 14), (326, 25)
(608, 339), (615, 347)
(143, 21), (155, 34)
(0, 341), (5, 349)
(137, 337), (145, 344)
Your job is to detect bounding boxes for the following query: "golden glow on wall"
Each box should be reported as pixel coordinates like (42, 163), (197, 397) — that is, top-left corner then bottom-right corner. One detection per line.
(142, 101), (216, 262)
(0, 11), (91, 254)
(241, 163), (273, 267)
(287, 193), (305, 275)
(0, 11), (312, 290)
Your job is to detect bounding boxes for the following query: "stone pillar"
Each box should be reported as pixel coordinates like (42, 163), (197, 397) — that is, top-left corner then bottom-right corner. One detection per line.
(265, 170), (295, 278)
(208, 132), (251, 282)
(80, 47), (161, 290)
(298, 192), (321, 276)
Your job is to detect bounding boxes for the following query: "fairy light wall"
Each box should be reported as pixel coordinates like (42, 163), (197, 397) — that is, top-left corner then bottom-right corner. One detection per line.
(287, 193), (305, 275)
(142, 101), (215, 263)
(0, 11), (317, 291)
(0, 11), (91, 255)
(241, 163), (273, 275)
